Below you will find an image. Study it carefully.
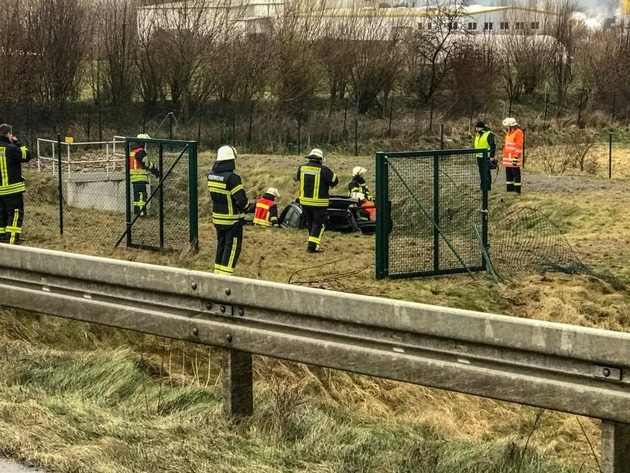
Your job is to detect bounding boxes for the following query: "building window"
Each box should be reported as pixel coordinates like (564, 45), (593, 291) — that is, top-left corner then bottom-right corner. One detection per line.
(450, 21), (459, 30)
(427, 22), (433, 30)
(484, 22), (493, 31)
(531, 21), (540, 29)
(468, 22), (477, 30)
(500, 22), (509, 30)
(515, 22), (525, 30)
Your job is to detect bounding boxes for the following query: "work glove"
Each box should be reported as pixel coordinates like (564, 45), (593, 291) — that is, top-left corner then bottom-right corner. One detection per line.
(150, 167), (159, 178)
(511, 158), (518, 166)
(489, 158), (498, 169)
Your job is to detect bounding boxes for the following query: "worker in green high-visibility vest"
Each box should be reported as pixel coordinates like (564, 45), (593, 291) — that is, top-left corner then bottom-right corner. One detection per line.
(473, 120), (497, 191)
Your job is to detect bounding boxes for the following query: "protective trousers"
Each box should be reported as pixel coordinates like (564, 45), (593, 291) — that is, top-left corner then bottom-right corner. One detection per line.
(505, 167), (521, 193)
(132, 181), (150, 216)
(0, 193), (25, 244)
(476, 158), (491, 191)
(302, 206), (327, 252)
(214, 224), (243, 275)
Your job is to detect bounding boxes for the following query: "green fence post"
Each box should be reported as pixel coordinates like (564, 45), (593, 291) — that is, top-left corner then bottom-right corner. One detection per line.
(609, 132), (613, 179)
(159, 143), (165, 250)
(125, 138), (132, 248)
(375, 152), (388, 279)
(56, 134), (64, 236)
(189, 141), (199, 252)
(433, 153), (440, 273)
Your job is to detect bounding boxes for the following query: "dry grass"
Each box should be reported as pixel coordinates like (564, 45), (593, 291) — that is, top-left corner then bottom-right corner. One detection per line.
(2, 149), (628, 472)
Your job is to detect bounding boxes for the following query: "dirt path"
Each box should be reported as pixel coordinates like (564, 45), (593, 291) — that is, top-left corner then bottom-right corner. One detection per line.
(494, 170), (630, 193)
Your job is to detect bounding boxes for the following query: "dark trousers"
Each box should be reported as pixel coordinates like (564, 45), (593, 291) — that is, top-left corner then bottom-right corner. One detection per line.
(506, 167), (522, 193)
(476, 158), (491, 191)
(0, 193), (25, 244)
(302, 206), (328, 251)
(214, 224), (243, 275)
(132, 181), (150, 216)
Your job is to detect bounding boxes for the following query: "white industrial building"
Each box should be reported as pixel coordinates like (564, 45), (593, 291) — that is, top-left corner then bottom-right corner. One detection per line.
(137, 0), (559, 42)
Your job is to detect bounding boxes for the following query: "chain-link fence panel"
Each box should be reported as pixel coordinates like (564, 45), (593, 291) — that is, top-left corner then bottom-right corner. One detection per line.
(22, 136), (197, 254)
(376, 150), (488, 279)
(122, 137), (198, 252)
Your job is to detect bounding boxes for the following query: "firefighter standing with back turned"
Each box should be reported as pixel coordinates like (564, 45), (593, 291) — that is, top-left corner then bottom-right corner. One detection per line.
(502, 117), (524, 194)
(0, 123), (32, 245)
(207, 145), (248, 275)
(129, 133), (159, 216)
(296, 148), (338, 253)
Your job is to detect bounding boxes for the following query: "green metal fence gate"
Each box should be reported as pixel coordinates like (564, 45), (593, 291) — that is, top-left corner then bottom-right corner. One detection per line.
(117, 137), (198, 252)
(375, 149), (489, 279)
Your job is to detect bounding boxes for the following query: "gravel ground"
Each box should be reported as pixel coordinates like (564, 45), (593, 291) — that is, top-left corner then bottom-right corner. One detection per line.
(492, 169), (630, 194)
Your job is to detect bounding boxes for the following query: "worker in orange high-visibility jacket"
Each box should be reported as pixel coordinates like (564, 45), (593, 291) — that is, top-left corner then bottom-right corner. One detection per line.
(253, 187), (280, 227)
(502, 117), (524, 194)
(129, 133), (159, 216)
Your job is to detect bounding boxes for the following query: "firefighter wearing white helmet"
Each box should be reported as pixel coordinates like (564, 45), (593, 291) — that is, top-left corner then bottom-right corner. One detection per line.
(207, 145), (249, 275)
(296, 148), (339, 253)
(129, 133), (159, 217)
(253, 187), (280, 227)
(348, 166), (373, 202)
(501, 117), (524, 194)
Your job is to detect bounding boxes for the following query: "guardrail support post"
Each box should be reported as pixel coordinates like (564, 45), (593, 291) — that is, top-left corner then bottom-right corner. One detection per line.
(221, 349), (253, 417)
(601, 421), (630, 473)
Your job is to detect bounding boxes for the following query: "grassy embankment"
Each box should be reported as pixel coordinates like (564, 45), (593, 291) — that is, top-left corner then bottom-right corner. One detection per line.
(1, 144), (630, 472)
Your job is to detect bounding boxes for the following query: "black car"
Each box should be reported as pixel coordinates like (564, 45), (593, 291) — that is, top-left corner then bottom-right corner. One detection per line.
(277, 195), (376, 235)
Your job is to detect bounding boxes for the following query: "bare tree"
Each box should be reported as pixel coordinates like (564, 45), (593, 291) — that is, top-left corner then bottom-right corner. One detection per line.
(269, 0), (325, 126)
(344, 12), (406, 115)
(575, 26), (630, 111)
(24, 0), (89, 104)
(137, 0), (230, 120)
(0, 0), (33, 101)
(402, 0), (468, 106)
(546, 0), (580, 108)
(96, 0), (139, 106)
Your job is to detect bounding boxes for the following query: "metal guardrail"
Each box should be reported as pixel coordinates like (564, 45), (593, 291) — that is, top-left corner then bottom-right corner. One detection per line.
(0, 245), (629, 472)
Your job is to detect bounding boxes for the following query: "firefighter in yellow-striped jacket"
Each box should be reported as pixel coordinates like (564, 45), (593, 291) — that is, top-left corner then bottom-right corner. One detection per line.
(207, 145), (249, 275)
(296, 148), (338, 253)
(129, 133), (159, 216)
(0, 123), (32, 244)
(253, 188), (280, 227)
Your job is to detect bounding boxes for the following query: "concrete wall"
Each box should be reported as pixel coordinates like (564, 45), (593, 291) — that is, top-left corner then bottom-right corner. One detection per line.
(64, 172), (130, 214)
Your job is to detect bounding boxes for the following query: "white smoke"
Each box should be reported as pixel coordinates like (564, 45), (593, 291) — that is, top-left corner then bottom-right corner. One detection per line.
(578, 0), (622, 28)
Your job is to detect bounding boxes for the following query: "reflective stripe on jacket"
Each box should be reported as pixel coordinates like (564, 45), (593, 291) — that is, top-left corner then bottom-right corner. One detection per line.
(502, 128), (524, 168)
(348, 176), (373, 200)
(0, 137), (31, 196)
(297, 160), (338, 207)
(474, 130), (491, 159)
(207, 161), (248, 228)
(129, 147), (151, 183)
(253, 195), (278, 226)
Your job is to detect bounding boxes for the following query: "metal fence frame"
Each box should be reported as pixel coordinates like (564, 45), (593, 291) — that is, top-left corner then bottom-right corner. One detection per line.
(376, 149), (489, 280)
(119, 137), (198, 252)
